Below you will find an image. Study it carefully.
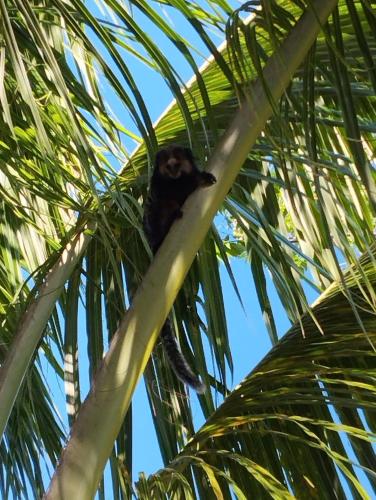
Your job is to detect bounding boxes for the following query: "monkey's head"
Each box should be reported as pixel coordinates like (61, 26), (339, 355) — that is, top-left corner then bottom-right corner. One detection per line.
(155, 146), (195, 179)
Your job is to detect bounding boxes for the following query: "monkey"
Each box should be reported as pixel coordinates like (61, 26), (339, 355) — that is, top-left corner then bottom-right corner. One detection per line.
(143, 145), (216, 393)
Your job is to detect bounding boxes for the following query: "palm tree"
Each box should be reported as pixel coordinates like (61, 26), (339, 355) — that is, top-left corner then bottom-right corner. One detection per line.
(0, 0), (375, 498)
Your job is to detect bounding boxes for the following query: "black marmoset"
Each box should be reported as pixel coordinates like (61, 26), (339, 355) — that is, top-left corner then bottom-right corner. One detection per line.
(143, 145), (216, 392)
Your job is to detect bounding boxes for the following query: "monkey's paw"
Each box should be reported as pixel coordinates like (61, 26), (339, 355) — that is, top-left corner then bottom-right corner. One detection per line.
(201, 172), (217, 186)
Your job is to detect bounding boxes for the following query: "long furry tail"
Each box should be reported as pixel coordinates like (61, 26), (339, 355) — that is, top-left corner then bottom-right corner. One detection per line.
(160, 319), (206, 393)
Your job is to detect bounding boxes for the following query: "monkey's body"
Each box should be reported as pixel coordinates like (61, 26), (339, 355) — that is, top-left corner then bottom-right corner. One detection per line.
(144, 146), (216, 253)
(143, 145), (216, 392)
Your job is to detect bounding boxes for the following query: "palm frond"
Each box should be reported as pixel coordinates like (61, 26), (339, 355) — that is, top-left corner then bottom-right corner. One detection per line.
(141, 244), (376, 499)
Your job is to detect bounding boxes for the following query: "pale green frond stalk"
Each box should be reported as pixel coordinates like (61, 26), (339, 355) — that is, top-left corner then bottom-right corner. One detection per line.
(0, 221), (95, 438)
(44, 2), (339, 497)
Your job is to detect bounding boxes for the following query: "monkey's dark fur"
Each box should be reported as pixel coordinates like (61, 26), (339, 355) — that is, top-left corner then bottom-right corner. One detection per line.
(143, 145), (216, 392)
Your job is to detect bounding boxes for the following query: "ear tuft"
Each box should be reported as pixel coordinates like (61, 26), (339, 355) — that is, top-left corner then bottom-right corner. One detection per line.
(183, 147), (194, 162)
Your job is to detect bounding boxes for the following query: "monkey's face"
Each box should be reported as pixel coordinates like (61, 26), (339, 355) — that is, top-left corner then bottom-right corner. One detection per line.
(155, 146), (194, 179)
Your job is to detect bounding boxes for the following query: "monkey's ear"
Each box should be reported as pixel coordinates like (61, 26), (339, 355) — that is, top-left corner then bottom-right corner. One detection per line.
(155, 149), (167, 168)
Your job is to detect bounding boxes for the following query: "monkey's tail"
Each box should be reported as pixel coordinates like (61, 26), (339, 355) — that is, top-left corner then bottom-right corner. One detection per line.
(160, 319), (206, 394)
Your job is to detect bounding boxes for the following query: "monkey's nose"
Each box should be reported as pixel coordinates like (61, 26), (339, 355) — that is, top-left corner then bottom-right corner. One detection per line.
(167, 159), (180, 174)
(167, 158), (178, 167)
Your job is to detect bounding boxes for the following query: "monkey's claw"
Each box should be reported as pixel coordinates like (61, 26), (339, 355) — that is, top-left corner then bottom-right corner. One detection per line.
(202, 172), (217, 186)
